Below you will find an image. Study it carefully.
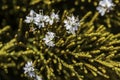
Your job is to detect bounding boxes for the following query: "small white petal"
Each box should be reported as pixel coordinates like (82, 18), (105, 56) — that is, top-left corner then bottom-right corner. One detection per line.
(49, 20), (54, 25)
(24, 10), (37, 23)
(50, 12), (59, 20)
(46, 41), (55, 47)
(29, 10), (37, 17)
(43, 15), (50, 23)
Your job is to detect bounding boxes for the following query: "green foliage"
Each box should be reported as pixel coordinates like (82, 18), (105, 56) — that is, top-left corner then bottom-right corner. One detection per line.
(0, 0), (120, 80)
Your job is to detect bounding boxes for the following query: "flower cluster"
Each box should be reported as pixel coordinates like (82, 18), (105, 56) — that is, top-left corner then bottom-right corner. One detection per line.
(96, 0), (115, 16)
(24, 10), (81, 47)
(23, 61), (42, 80)
(64, 15), (80, 35)
(25, 10), (59, 29)
(24, 2), (115, 47)
(43, 31), (55, 47)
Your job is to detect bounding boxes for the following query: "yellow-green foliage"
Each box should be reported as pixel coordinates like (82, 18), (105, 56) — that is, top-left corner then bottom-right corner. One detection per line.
(0, 0), (120, 80)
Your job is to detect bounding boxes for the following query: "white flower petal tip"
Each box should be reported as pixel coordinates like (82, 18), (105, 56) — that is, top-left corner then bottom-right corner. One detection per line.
(35, 75), (42, 80)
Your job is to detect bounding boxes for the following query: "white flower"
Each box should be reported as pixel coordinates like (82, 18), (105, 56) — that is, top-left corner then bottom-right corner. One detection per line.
(43, 32), (55, 47)
(33, 13), (45, 28)
(96, 0), (115, 16)
(50, 12), (59, 21)
(24, 10), (37, 23)
(23, 61), (35, 78)
(44, 32), (55, 41)
(64, 15), (80, 35)
(44, 12), (59, 25)
(23, 61), (42, 80)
